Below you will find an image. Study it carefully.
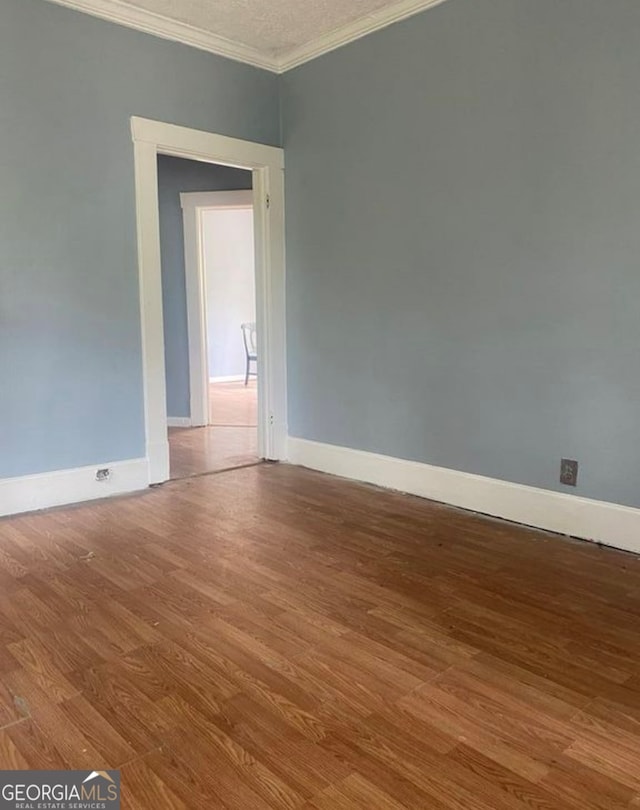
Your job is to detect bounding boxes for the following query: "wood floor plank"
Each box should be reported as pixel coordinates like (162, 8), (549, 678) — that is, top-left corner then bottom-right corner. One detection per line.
(58, 693), (138, 767)
(119, 752), (189, 809)
(0, 462), (637, 809)
(0, 730), (29, 769)
(5, 719), (67, 770)
(160, 691), (306, 809)
(221, 692), (352, 798)
(2, 668), (103, 768)
(7, 637), (81, 702)
(538, 753), (636, 810)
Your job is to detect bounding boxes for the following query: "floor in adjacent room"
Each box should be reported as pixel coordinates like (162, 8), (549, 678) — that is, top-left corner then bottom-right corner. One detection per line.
(168, 380), (258, 479)
(0, 463), (639, 809)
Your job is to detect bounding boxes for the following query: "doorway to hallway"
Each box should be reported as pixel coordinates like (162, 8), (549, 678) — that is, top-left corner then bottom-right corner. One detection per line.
(157, 159), (260, 479)
(131, 117), (286, 487)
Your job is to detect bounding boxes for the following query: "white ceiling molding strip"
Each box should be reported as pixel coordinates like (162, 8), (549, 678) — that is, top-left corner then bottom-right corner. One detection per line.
(43, 0), (280, 72)
(43, 0), (450, 74)
(277, 0), (450, 72)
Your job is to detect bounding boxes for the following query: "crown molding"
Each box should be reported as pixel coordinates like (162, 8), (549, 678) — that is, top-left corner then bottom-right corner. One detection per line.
(43, 0), (280, 72)
(43, 0), (450, 74)
(277, 0), (450, 72)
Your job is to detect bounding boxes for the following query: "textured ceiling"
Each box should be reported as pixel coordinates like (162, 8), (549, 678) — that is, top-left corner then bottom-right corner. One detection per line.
(102, 0), (408, 56)
(45, 0), (448, 70)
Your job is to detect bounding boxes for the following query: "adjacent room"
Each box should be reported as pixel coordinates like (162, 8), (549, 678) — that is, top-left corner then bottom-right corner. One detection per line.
(158, 155), (259, 479)
(1, 0), (639, 808)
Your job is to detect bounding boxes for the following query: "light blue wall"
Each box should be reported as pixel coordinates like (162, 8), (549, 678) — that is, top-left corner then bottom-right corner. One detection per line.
(282, 0), (640, 508)
(158, 156), (251, 418)
(0, 0), (278, 477)
(5, 0), (640, 509)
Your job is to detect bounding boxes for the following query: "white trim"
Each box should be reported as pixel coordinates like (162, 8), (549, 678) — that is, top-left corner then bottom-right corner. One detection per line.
(278, 0), (450, 71)
(131, 118), (283, 169)
(287, 438), (640, 556)
(210, 375), (245, 383)
(181, 194), (208, 427)
(181, 190), (253, 427)
(181, 191), (253, 211)
(167, 416), (192, 428)
(132, 117), (287, 483)
(42, 0), (279, 72)
(44, 0), (450, 73)
(0, 458), (149, 518)
(133, 136), (171, 483)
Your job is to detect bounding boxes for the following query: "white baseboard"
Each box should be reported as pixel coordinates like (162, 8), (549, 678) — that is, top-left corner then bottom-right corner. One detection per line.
(0, 458), (149, 518)
(209, 375), (245, 383)
(286, 438), (640, 555)
(167, 416), (192, 428)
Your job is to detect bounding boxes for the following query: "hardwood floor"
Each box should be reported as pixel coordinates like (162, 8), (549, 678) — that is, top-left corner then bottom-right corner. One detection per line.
(169, 381), (258, 479)
(209, 380), (257, 427)
(0, 463), (639, 809)
(168, 426), (258, 479)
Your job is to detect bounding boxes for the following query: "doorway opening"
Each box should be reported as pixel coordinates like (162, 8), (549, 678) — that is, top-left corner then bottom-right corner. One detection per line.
(131, 117), (286, 486)
(160, 170), (260, 479)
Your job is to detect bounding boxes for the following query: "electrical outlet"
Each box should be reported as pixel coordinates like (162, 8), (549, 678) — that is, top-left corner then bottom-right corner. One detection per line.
(96, 468), (112, 482)
(560, 459), (578, 487)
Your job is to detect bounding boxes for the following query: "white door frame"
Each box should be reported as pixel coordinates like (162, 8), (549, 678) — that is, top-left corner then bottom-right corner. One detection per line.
(131, 117), (286, 484)
(180, 190), (254, 427)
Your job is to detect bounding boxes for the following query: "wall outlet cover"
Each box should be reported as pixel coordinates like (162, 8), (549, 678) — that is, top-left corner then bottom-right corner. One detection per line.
(560, 459), (578, 487)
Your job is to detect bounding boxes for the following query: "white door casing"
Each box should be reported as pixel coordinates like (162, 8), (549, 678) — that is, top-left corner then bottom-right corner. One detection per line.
(131, 117), (286, 483)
